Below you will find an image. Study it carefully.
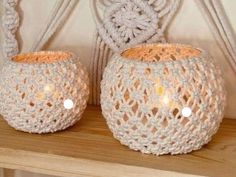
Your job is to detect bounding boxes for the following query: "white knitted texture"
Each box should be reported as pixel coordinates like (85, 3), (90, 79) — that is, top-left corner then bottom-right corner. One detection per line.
(101, 44), (226, 155)
(92, 0), (180, 52)
(2, 0), (20, 59)
(0, 51), (89, 134)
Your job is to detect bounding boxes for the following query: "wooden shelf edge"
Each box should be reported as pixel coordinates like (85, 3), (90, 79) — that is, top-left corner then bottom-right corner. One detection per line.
(0, 147), (199, 177)
(1, 106), (236, 177)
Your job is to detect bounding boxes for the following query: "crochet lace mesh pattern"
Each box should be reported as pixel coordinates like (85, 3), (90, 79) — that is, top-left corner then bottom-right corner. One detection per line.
(101, 43), (226, 155)
(0, 51), (89, 133)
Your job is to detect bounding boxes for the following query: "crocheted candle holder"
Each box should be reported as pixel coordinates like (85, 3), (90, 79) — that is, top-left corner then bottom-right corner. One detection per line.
(101, 43), (226, 155)
(0, 51), (89, 133)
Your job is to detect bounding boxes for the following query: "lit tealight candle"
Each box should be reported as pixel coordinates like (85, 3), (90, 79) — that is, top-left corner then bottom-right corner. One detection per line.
(44, 84), (54, 93)
(181, 107), (192, 117)
(156, 85), (164, 96)
(64, 99), (74, 110)
(162, 94), (170, 105)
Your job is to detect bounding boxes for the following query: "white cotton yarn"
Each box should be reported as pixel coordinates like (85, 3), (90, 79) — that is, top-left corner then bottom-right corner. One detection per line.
(196, 0), (236, 74)
(0, 51), (89, 133)
(101, 43), (226, 155)
(2, 0), (20, 59)
(91, 0), (181, 52)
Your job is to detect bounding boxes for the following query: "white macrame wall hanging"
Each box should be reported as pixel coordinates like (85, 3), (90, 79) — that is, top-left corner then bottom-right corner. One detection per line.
(90, 0), (181, 104)
(2, 0), (78, 59)
(2, 0), (20, 59)
(196, 0), (236, 74)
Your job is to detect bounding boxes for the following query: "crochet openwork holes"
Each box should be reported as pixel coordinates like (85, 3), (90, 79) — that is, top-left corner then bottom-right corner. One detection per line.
(101, 43), (226, 155)
(0, 51), (89, 133)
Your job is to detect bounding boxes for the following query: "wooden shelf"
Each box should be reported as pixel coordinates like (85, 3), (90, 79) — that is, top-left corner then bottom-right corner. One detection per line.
(0, 106), (236, 177)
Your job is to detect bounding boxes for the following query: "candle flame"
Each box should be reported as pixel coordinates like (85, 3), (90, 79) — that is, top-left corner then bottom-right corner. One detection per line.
(156, 85), (164, 96)
(162, 94), (169, 105)
(44, 84), (54, 93)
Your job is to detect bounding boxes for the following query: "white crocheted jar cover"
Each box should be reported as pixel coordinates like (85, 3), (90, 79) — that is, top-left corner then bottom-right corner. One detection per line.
(0, 51), (89, 133)
(101, 43), (226, 155)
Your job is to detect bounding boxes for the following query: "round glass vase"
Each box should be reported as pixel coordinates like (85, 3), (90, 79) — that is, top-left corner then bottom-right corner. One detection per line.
(0, 51), (89, 133)
(101, 43), (226, 155)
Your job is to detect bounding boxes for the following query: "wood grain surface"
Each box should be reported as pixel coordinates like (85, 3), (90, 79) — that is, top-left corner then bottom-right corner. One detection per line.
(0, 106), (236, 177)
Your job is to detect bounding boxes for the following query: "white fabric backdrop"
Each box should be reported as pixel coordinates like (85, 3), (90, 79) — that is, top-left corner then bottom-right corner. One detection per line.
(0, 0), (236, 176)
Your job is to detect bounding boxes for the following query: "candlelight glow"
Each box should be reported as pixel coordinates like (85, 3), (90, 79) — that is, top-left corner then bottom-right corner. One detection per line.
(44, 84), (54, 93)
(36, 92), (44, 100)
(162, 94), (170, 105)
(53, 91), (60, 99)
(156, 85), (164, 96)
